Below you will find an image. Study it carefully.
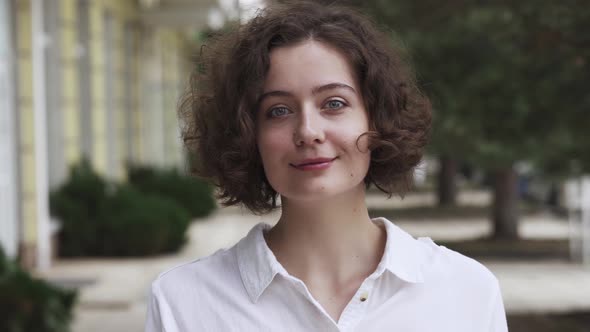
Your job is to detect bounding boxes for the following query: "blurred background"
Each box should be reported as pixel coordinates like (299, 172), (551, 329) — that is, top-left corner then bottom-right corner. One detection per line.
(0, 0), (589, 331)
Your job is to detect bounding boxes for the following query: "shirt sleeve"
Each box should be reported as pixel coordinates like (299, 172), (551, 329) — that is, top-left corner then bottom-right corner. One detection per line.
(488, 286), (508, 332)
(145, 282), (166, 332)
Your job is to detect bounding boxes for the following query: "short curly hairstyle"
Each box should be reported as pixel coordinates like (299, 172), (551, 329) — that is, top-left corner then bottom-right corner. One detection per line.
(179, 1), (432, 214)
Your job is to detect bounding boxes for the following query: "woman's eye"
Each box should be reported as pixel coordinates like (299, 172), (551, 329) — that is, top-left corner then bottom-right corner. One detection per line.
(268, 106), (291, 118)
(325, 100), (345, 109)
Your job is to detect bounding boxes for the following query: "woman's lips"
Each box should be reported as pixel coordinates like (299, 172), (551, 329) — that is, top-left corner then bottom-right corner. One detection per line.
(291, 157), (336, 171)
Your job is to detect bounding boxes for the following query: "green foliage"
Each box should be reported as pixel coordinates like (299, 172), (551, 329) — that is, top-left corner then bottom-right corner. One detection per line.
(50, 160), (193, 257)
(345, 0), (590, 174)
(127, 165), (216, 219)
(0, 248), (77, 332)
(99, 185), (191, 256)
(49, 159), (109, 256)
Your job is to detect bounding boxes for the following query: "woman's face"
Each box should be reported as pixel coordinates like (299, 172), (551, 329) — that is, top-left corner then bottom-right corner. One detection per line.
(256, 40), (371, 202)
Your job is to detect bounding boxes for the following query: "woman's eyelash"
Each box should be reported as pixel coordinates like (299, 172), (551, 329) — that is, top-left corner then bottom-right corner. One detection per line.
(324, 99), (347, 109)
(266, 99), (346, 118)
(267, 106), (291, 118)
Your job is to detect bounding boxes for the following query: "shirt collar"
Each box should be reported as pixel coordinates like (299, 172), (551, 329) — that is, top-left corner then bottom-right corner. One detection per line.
(236, 218), (430, 304)
(372, 217), (429, 284)
(236, 223), (287, 303)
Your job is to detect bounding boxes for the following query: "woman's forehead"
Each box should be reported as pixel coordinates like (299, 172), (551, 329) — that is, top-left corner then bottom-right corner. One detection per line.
(263, 40), (359, 93)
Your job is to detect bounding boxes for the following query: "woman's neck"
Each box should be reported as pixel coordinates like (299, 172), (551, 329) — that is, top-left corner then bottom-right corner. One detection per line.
(264, 185), (386, 291)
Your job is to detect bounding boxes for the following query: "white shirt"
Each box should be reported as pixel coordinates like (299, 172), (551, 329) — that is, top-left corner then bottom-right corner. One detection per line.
(145, 218), (508, 332)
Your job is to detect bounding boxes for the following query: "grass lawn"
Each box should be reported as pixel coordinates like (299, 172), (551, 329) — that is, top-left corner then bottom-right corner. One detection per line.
(369, 204), (570, 260)
(370, 205), (490, 220)
(369, 203), (543, 221)
(439, 237), (570, 260)
(508, 312), (590, 332)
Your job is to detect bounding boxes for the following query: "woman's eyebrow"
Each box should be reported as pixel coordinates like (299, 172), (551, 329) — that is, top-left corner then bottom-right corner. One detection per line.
(311, 82), (356, 95)
(258, 90), (293, 104)
(259, 82), (356, 104)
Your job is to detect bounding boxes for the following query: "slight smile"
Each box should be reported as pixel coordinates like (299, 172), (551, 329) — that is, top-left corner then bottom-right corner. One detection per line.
(290, 157), (337, 171)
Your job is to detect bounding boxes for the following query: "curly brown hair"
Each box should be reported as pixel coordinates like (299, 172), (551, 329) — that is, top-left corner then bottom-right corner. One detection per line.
(179, 1), (432, 214)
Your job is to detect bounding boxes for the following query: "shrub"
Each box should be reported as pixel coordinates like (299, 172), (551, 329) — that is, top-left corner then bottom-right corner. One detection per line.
(0, 248), (77, 332)
(50, 161), (192, 257)
(127, 165), (216, 219)
(49, 160), (110, 256)
(100, 185), (191, 256)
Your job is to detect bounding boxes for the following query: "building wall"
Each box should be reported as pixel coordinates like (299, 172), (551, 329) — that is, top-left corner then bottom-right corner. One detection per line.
(60, 0), (81, 167)
(137, 27), (188, 168)
(161, 30), (184, 168)
(11, 0), (191, 269)
(88, 0), (107, 175)
(15, 0), (38, 267)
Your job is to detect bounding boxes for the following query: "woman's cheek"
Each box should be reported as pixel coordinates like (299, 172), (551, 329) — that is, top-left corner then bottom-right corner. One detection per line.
(258, 130), (289, 163)
(268, 129), (289, 149)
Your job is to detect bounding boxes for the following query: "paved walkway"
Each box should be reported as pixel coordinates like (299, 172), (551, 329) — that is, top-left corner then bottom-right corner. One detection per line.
(38, 192), (590, 332)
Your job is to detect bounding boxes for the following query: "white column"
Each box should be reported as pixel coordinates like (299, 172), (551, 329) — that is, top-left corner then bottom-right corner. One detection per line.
(31, 0), (52, 270)
(44, 0), (65, 189)
(0, 0), (19, 259)
(145, 31), (164, 166)
(154, 33), (165, 166)
(581, 176), (590, 265)
(103, 12), (118, 177)
(566, 179), (580, 261)
(77, 0), (93, 160)
(566, 176), (590, 265)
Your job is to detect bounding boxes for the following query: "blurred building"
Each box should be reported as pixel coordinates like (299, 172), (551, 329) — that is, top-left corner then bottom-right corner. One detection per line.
(1, 0), (241, 270)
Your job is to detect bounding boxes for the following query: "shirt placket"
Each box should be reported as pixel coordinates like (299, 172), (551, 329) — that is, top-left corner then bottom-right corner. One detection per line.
(337, 277), (377, 331)
(285, 276), (340, 330)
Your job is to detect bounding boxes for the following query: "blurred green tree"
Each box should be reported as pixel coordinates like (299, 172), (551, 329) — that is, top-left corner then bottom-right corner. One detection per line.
(338, 0), (590, 238)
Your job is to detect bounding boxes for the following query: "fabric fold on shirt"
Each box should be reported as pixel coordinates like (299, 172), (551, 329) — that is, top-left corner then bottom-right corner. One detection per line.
(145, 217), (509, 332)
(237, 218), (430, 304)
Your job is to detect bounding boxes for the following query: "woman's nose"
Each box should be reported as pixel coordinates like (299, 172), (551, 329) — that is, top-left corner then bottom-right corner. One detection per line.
(292, 109), (325, 147)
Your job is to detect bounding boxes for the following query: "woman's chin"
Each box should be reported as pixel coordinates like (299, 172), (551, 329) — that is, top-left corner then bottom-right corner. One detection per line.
(278, 182), (366, 204)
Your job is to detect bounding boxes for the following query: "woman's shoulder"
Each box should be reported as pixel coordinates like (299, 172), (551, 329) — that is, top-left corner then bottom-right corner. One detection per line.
(417, 236), (500, 294)
(146, 239), (258, 330)
(150, 222), (267, 299)
(380, 218), (499, 291)
(151, 246), (240, 296)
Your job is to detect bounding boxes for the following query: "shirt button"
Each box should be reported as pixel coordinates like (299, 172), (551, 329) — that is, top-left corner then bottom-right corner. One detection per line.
(360, 292), (368, 302)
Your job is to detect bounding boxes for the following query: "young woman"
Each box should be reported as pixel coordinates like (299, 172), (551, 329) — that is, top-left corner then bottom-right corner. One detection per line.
(146, 2), (508, 331)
